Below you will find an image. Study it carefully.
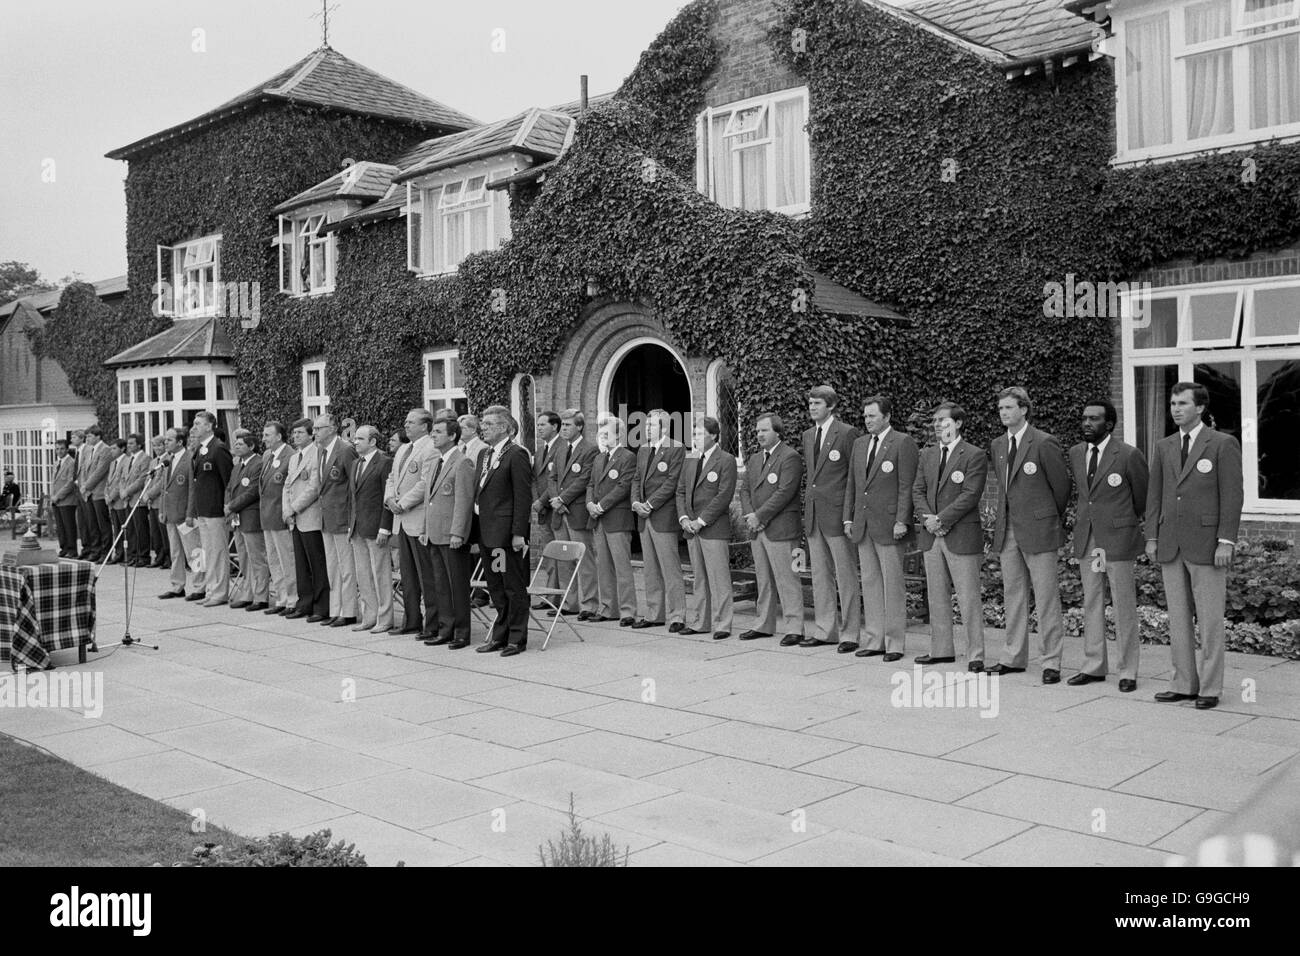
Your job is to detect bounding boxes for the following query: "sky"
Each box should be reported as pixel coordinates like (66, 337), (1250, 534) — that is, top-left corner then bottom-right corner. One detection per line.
(0, 0), (693, 285)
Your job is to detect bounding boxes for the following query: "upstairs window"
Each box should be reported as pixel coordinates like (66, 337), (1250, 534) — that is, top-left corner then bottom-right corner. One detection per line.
(407, 173), (505, 276)
(156, 234), (222, 317)
(422, 348), (468, 417)
(278, 213), (336, 295)
(696, 88), (810, 215)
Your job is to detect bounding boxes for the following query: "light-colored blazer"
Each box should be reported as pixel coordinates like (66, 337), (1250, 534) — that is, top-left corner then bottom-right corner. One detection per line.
(51, 455), (78, 506)
(283, 443), (323, 533)
(385, 433), (439, 535)
(423, 445), (475, 545)
(122, 450), (152, 502)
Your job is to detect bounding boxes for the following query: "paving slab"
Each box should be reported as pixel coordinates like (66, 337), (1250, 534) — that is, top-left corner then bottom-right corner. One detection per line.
(289, 813), (476, 867)
(312, 769), (503, 829)
(968, 825), (1174, 867)
(562, 700), (728, 740)
(165, 778), (343, 834)
(92, 750), (252, 800)
(424, 800), (658, 866)
(670, 721), (854, 769)
(527, 730), (708, 778)
(373, 732), (548, 781)
(645, 755), (855, 813)
(797, 745), (1012, 802)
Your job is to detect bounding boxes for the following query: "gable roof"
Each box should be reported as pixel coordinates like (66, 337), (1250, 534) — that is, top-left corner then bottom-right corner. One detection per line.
(107, 47), (479, 161)
(904, 0), (1100, 63)
(104, 317), (234, 368)
(391, 108), (575, 183)
(811, 272), (909, 324)
(0, 275), (127, 323)
(271, 161), (399, 216)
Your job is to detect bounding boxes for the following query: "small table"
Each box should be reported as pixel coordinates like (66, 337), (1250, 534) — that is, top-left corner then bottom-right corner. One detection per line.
(0, 560), (96, 670)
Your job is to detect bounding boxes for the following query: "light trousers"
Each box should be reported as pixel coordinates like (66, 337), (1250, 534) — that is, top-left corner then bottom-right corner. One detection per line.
(857, 536), (907, 654)
(1162, 556), (1226, 699)
(640, 525), (686, 624)
(999, 526), (1063, 670)
(263, 529), (297, 609)
(351, 534), (393, 629)
(323, 530), (357, 618)
(686, 534), (732, 634)
(807, 527), (860, 642)
(1079, 532), (1139, 680)
(749, 532), (804, 636)
(592, 523), (636, 619)
(922, 536), (985, 662)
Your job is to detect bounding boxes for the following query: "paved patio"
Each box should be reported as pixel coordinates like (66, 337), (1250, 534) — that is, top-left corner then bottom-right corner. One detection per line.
(6, 567), (1298, 866)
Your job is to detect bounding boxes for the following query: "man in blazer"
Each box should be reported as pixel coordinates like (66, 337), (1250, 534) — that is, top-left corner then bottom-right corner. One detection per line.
(385, 408), (441, 637)
(186, 411), (234, 607)
(1145, 383), (1244, 710)
(105, 439), (128, 564)
(987, 387), (1072, 682)
(283, 418), (329, 621)
(50, 439), (79, 557)
(258, 421), (296, 616)
(145, 436), (170, 568)
(739, 412), (803, 643)
(78, 425), (113, 561)
(348, 425), (394, 633)
(912, 403), (989, 671)
(548, 409), (599, 618)
(472, 405), (534, 656)
(315, 413), (359, 627)
(459, 414), (489, 468)
(842, 396), (919, 661)
(1068, 399), (1149, 692)
(631, 408), (686, 631)
(677, 416), (737, 639)
(157, 426), (201, 600)
(795, 385), (862, 648)
(70, 429), (89, 557)
(224, 429), (268, 612)
(421, 417), (475, 648)
(586, 416), (638, 625)
(530, 411), (563, 598)
(121, 433), (153, 567)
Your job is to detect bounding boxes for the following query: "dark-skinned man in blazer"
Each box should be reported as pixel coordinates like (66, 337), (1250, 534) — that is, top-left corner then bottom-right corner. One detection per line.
(987, 387), (1072, 683)
(1145, 382), (1243, 711)
(586, 416), (638, 625)
(1068, 399), (1149, 692)
(739, 412), (803, 643)
(842, 396), (919, 661)
(473, 405), (534, 657)
(677, 415), (737, 639)
(630, 408), (686, 632)
(912, 402), (989, 671)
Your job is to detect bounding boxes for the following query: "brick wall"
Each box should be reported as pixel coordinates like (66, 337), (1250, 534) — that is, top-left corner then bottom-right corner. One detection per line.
(702, 0), (804, 109)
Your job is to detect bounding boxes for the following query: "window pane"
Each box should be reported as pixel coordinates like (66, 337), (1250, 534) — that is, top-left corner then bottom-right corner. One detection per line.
(164, 377), (174, 402)
(1186, 50), (1233, 138)
(120, 381), (130, 404)
(164, 410), (174, 430)
(1126, 12), (1173, 148)
(148, 377), (159, 403)
(1257, 358), (1300, 500)
(1243, 0), (1297, 27)
(217, 375), (238, 402)
(134, 379), (145, 403)
(120, 414), (130, 437)
(1133, 296), (1179, 349)
(1133, 364), (1180, 462)
(1187, 291), (1239, 343)
(135, 412), (146, 436)
(181, 375), (206, 401)
(427, 359), (446, 391)
(1194, 361), (1242, 441)
(449, 354), (462, 388)
(1250, 34), (1300, 130)
(710, 114), (732, 206)
(149, 411), (160, 442)
(305, 369), (321, 398)
(1252, 285), (1300, 340)
(454, 397), (469, 418)
(773, 96), (807, 208)
(736, 145), (768, 211)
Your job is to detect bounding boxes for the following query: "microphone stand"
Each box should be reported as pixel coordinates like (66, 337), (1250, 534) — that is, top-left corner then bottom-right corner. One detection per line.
(91, 462), (163, 653)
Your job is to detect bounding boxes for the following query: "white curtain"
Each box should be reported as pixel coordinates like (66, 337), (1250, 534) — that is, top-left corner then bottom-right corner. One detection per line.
(1126, 12), (1172, 148)
(469, 205), (490, 253)
(774, 96), (807, 208)
(1251, 35), (1300, 129)
(710, 114), (731, 206)
(1185, 0), (1233, 139)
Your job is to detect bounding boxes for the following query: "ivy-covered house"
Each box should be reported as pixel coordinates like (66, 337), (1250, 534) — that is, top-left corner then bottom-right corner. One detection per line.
(81, 0), (1300, 538)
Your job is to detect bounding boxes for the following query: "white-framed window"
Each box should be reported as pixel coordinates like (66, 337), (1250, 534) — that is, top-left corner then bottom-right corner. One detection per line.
(278, 212), (336, 295)
(407, 172), (506, 276)
(0, 427), (57, 506)
(115, 364), (239, 448)
(422, 348), (468, 416)
(1121, 277), (1300, 514)
(696, 87), (810, 215)
(1115, 0), (1300, 164)
(302, 360), (329, 422)
(156, 234), (222, 317)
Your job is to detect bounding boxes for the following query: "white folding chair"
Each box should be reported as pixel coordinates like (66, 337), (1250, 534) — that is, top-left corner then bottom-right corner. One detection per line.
(468, 545), (494, 629)
(527, 540), (586, 650)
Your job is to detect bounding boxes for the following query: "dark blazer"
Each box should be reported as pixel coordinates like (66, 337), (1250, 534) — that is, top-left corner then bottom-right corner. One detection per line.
(349, 451), (393, 539)
(676, 447), (737, 541)
(587, 446), (636, 534)
(1145, 426), (1244, 565)
(844, 428), (919, 547)
(801, 418), (861, 538)
(160, 450), (192, 525)
(532, 437), (560, 523)
(1069, 438), (1149, 562)
(912, 439), (988, 555)
(226, 453), (264, 533)
(549, 436), (598, 532)
(633, 441), (685, 533)
(187, 438), (233, 520)
(317, 439), (358, 534)
(739, 442), (801, 542)
(989, 425), (1071, 554)
(474, 442), (533, 549)
(257, 444), (292, 532)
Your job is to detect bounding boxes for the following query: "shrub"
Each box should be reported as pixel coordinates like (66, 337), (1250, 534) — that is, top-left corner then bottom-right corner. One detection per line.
(539, 795), (629, 867)
(182, 830), (368, 867)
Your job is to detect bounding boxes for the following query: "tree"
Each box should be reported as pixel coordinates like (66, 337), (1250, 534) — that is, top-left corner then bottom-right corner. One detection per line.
(0, 261), (57, 302)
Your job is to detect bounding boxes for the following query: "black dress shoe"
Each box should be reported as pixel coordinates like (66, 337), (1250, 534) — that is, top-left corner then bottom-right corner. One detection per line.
(285, 609), (307, 619)
(590, 615), (615, 623)
(307, 614), (328, 624)
(424, 635), (453, 646)
(855, 647), (885, 658)
(915, 655), (956, 665)
(265, 606), (286, 615)
(500, 644), (525, 657)
(330, 617), (357, 628)
(229, 600), (251, 610)
(882, 652), (904, 662)
(1154, 691), (1197, 702)
(631, 620), (665, 629)
(577, 610), (595, 621)
(185, 592), (206, 602)
(246, 602), (268, 612)
(448, 638), (470, 650)
(1067, 673), (1105, 686)
(986, 663), (1025, 675)
(837, 641), (860, 654)
(393, 625), (421, 635)
(547, 609), (569, 618)
(678, 627), (702, 635)
(158, 590), (185, 600)
(619, 617), (636, 627)
(320, 616), (339, 626)
(1118, 679), (1137, 693)
(668, 622), (684, 634)
(477, 641), (508, 654)
(1195, 696), (1219, 710)
(967, 660), (985, 673)
(779, 634), (803, 646)
(151, 559), (167, 569)
(1042, 669), (1061, 684)
(738, 630), (772, 641)
(531, 602), (550, 610)
(799, 637), (834, 647)
(712, 631), (730, 641)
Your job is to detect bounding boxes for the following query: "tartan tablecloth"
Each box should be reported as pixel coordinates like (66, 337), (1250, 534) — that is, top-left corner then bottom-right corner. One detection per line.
(0, 560), (96, 670)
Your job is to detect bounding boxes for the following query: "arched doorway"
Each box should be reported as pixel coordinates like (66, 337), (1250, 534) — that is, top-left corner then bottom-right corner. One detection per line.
(604, 340), (692, 448)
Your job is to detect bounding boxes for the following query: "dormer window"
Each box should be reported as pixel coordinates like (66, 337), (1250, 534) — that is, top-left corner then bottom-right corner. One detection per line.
(696, 88), (810, 215)
(407, 172), (505, 276)
(278, 212), (336, 296)
(156, 234), (222, 317)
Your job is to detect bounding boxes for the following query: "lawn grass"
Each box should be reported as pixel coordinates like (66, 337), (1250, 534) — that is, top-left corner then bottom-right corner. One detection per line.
(0, 733), (246, 866)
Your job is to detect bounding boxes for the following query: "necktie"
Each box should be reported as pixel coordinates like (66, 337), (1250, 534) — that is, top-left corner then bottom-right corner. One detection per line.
(1181, 433), (1190, 469)
(938, 445), (949, 484)
(1007, 435), (1018, 487)
(479, 449), (493, 489)
(432, 459), (443, 486)
(814, 426), (824, 463)
(866, 436), (878, 478)
(1088, 445), (1099, 486)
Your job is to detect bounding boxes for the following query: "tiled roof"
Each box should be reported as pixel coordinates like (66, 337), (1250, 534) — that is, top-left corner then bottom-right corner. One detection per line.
(549, 91), (615, 118)
(104, 317), (234, 368)
(329, 184), (409, 229)
(905, 0), (1099, 62)
(812, 272), (909, 324)
(0, 275), (127, 321)
(271, 161), (399, 216)
(392, 108), (574, 183)
(107, 47), (479, 160)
